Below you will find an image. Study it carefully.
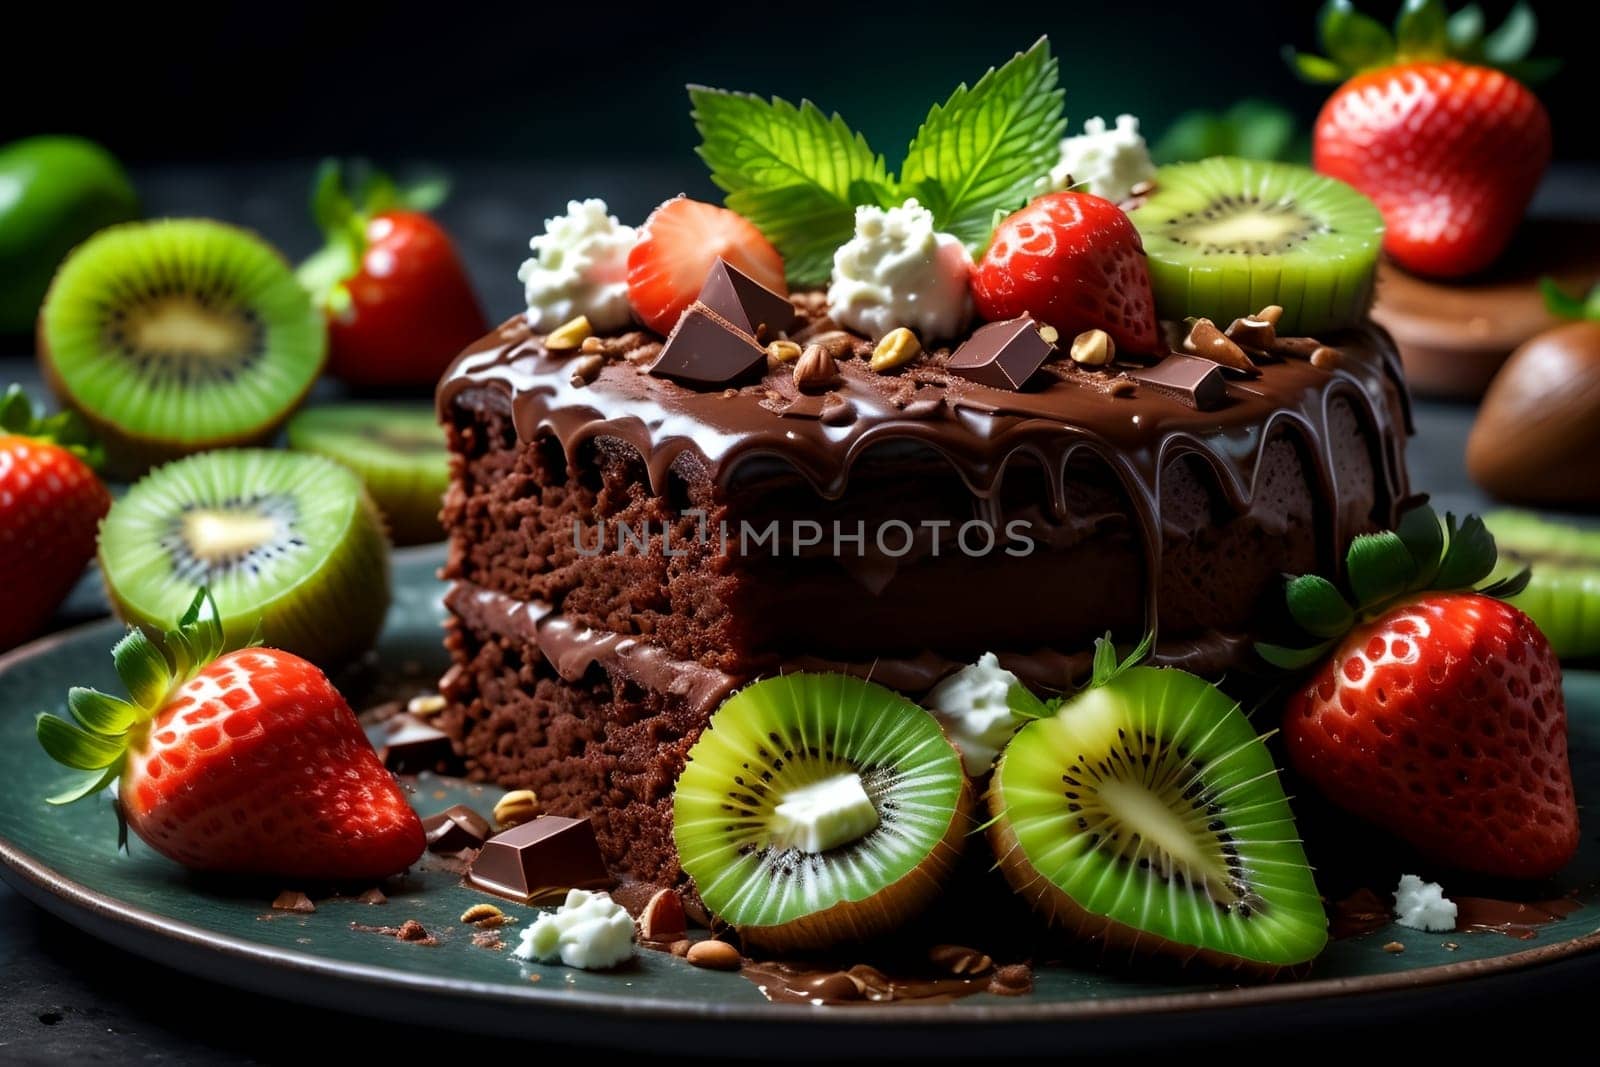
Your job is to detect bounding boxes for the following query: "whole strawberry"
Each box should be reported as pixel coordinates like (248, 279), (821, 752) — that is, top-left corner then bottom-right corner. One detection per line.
(1261, 506), (1579, 879)
(1290, 0), (1556, 278)
(37, 591), (425, 881)
(0, 386), (109, 651)
(972, 191), (1159, 354)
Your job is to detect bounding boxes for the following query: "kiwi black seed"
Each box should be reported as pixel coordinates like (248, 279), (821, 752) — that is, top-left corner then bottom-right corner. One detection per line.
(673, 673), (970, 952)
(1130, 157), (1384, 335)
(987, 664), (1327, 973)
(286, 404), (449, 546)
(38, 219), (325, 477)
(98, 449), (389, 667)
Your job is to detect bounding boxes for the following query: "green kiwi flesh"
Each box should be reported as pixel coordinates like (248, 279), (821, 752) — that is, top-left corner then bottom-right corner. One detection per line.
(673, 673), (970, 951)
(1130, 158), (1384, 335)
(287, 404), (448, 546)
(38, 219), (325, 477)
(98, 449), (389, 667)
(988, 666), (1327, 972)
(1486, 510), (1600, 660)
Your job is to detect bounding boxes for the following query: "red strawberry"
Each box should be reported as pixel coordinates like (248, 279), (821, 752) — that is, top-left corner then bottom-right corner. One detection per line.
(37, 592), (425, 881)
(1262, 508), (1579, 879)
(627, 197), (786, 335)
(0, 386), (110, 651)
(1291, 4), (1554, 278)
(972, 192), (1159, 354)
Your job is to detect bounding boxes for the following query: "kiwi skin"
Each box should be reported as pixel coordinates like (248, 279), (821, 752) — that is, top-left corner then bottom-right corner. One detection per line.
(736, 777), (973, 954)
(36, 221), (325, 479)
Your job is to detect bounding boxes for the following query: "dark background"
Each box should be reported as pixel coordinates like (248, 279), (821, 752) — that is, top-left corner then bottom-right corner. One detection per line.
(5, 0), (1593, 170)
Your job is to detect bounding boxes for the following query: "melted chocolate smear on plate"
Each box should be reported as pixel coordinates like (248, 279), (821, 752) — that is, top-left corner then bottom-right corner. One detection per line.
(1331, 888), (1584, 941)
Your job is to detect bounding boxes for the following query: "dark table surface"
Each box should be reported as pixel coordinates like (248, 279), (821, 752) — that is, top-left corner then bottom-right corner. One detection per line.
(1, 163), (1597, 1063)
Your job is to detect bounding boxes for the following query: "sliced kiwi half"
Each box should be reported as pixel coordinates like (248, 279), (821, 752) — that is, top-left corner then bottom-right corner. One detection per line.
(674, 673), (971, 952)
(99, 449), (390, 667)
(287, 404), (449, 546)
(1485, 510), (1600, 660)
(38, 219), (325, 477)
(1130, 158), (1384, 335)
(988, 646), (1327, 973)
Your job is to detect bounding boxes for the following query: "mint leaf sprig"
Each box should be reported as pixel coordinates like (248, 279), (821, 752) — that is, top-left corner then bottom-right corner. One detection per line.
(1257, 504), (1532, 671)
(691, 37), (1065, 287)
(1006, 629), (1155, 721)
(1539, 277), (1600, 322)
(1286, 0), (1560, 86)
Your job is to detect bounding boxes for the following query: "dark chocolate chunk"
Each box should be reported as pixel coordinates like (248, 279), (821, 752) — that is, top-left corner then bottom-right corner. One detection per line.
(379, 715), (456, 774)
(1126, 354), (1228, 410)
(947, 317), (1055, 391)
(648, 303), (767, 386)
(467, 815), (612, 903)
(697, 258), (795, 338)
(422, 804), (492, 853)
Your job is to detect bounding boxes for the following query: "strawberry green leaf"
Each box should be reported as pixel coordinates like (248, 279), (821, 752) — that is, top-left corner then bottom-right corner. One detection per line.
(1318, 0), (1395, 70)
(1479, 565), (1533, 600)
(1396, 0), (1449, 58)
(47, 764), (123, 806)
(691, 85), (889, 287)
(0, 386), (104, 469)
(1284, 48), (1350, 84)
(112, 629), (171, 710)
(66, 688), (138, 735)
(1447, 3), (1485, 53)
(1285, 575), (1355, 638)
(1484, 1), (1537, 63)
(1539, 277), (1589, 319)
(1395, 502), (1445, 588)
(1257, 639), (1336, 672)
(899, 36), (1065, 252)
(1347, 530), (1419, 610)
(36, 714), (125, 771)
(1499, 56), (1562, 84)
(1435, 513), (1499, 589)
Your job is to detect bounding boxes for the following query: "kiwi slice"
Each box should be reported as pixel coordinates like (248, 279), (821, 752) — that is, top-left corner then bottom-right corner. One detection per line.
(99, 449), (390, 667)
(287, 404), (448, 546)
(988, 647), (1327, 973)
(1485, 510), (1600, 660)
(1130, 158), (1384, 335)
(38, 219), (325, 477)
(674, 673), (971, 952)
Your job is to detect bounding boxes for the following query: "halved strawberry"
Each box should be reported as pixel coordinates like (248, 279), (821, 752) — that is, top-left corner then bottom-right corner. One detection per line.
(626, 197), (786, 335)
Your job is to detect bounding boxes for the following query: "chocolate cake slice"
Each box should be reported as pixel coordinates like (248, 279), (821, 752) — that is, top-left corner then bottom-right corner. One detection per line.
(434, 295), (1410, 889)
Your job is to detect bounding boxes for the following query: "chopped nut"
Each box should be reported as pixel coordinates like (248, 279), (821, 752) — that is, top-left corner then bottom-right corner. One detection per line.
(1129, 179), (1157, 198)
(569, 354), (605, 387)
(988, 963), (1033, 995)
(638, 888), (688, 942)
(722, 388), (739, 399)
(928, 944), (993, 975)
(1382, 940), (1405, 954)
(766, 340), (803, 364)
(1256, 304), (1284, 327)
(271, 890), (315, 913)
(492, 789), (540, 829)
(685, 939), (742, 971)
(1109, 377), (1138, 397)
(396, 919), (432, 943)
(546, 315), (593, 351)
(1182, 317), (1256, 374)
(1224, 314), (1277, 352)
(1069, 328), (1115, 367)
(793, 344), (840, 393)
(807, 330), (856, 359)
(580, 335), (604, 354)
(406, 694), (446, 717)
(1037, 324), (1060, 345)
(460, 903), (505, 925)
(357, 888), (387, 905)
(1443, 941), (1460, 951)
(669, 939), (693, 958)
(1272, 336), (1323, 359)
(1310, 345), (1342, 370)
(869, 327), (922, 373)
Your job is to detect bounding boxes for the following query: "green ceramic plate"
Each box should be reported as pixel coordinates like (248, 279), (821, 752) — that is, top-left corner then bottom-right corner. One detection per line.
(2, 546), (1598, 1055)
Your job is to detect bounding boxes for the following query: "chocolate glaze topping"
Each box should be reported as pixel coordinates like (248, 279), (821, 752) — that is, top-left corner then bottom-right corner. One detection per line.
(441, 301), (1412, 645)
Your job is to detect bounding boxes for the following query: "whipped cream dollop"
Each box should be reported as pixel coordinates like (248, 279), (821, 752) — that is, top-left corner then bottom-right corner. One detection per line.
(925, 653), (1024, 776)
(518, 199), (637, 332)
(827, 199), (972, 342)
(1039, 115), (1156, 204)
(512, 889), (635, 969)
(1393, 874), (1458, 933)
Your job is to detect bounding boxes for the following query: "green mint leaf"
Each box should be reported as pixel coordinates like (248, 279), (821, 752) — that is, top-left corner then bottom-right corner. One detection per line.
(1090, 631), (1118, 687)
(898, 37), (1065, 252)
(1257, 639), (1336, 672)
(1447, 3), (1485, 54)
(1484, 2), (1537, 64)
(1539, 277), (1589, 320)
(36, 714), (125, 771)
(1006, 681), (1054, 720)
(66, 688), (139, 735)
(112, 628), (171, 710)
(1119, 630), (1155, 674)
(690, 85), (888, 287)
(1396, 502), (1445, 588)
(1396, 0), (1449, 58)
(1435, 513), (1499, 589)
(1317, 0), (1395, 70)
(1285, 575), (1355, 638)
(1347, 530), (1419, 610)
(1284, 48), (1350, 84)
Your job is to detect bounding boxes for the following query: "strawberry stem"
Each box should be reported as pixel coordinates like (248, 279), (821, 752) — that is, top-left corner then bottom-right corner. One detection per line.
(1286, 0), (1558, 84)
(0, 385), (103, 469)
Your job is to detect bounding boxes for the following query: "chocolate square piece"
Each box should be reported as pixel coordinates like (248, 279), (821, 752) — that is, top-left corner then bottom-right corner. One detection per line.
(422, 804), (492, 853)
(379, 715), (456, 774)
(697, 258), (795, 339)
(947, 316), (1055, 390)
(648, 303), (767, 386)
(1127, 354), (1229, 410)
(467, 815), (612, 903)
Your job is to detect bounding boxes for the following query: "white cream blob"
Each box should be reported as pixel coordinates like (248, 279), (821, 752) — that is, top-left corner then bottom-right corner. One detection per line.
(827, 199), (972, 342)
(518, 199), (637, 332)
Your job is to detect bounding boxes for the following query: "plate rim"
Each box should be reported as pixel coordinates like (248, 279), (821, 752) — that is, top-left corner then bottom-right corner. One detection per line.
(4, 618), (1600, 1030)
